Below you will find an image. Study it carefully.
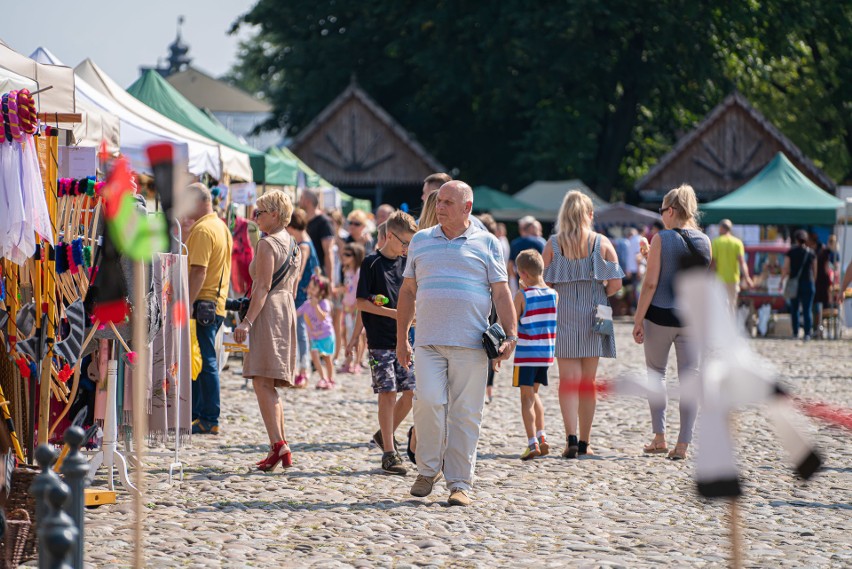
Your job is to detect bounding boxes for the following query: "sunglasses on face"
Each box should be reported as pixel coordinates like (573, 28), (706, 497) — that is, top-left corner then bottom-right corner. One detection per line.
(253, 209), (269, 219)
(658, 206), (671, 215)
(342, 252), (354, 257)
(349, 220), (363, 227)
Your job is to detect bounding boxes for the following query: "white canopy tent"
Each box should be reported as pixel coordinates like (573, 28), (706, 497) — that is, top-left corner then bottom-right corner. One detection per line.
(0, 39), (75, 113)
(30, 48), (121, 155)
(76, 58), (253, 182)
(31, 47), (194, 174)
(0, 66), (37, 93)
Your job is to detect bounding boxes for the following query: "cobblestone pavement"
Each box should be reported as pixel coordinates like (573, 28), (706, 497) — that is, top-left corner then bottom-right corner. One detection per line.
(84, 322), (851, 568)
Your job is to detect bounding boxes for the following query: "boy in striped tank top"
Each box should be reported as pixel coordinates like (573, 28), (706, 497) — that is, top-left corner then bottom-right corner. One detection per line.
(509, 250), (558, 460)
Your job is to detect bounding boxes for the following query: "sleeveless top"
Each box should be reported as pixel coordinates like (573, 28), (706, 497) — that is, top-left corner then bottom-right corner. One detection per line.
(295, 239), (319, 307)
(647, 228), (711, 327)
(514, 286), (558, 367)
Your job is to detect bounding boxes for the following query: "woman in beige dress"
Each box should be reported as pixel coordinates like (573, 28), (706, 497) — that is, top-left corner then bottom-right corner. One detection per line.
(233, 190), (301, 471)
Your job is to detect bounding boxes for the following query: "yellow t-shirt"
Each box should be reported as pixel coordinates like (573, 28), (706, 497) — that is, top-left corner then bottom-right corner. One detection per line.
(711, 234), (744, 284)
(187, 212), (233, 316)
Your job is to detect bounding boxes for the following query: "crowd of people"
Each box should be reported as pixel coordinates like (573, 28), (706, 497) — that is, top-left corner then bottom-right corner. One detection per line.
(176, 174), (848, 506)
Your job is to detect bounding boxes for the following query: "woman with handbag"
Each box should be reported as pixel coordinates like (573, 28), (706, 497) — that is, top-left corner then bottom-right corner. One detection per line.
(632, 184), (710, 461)
(782, 230), (817, 341)
(233, 190), (301, 471)
(542, 191), (623, 458)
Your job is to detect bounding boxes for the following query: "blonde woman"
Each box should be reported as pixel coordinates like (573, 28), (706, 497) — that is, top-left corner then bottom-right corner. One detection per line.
(345, 209), (375, 254)
(418, 191), (439, 229)
(233, 190), (301, 471)
(542, 191), (623, 458)
(632, 185), (710, 461)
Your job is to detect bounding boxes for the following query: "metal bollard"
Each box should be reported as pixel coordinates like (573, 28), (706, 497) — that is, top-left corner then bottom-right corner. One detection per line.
(30, 444), (60, 569)
(60, 427), (88, 569)
(42, 483), (77, 569)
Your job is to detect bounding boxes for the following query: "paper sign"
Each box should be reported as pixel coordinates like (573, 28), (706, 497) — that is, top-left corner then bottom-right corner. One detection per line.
(58, 146), (97, 179)
(231, 182), (257, 205)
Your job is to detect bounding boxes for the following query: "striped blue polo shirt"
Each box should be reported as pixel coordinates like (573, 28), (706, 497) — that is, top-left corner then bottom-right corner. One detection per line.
(404, 222), (508, 349)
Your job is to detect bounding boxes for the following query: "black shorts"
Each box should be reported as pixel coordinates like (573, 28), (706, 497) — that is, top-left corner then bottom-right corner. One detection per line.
(512, 366), (549, 388)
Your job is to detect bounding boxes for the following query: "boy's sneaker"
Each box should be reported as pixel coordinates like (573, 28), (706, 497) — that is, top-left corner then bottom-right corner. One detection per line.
(538, 435), (550, 456)
(381, 452), (407, 476)
(520, 441), (541, 461)
(372, 430), (399, 452)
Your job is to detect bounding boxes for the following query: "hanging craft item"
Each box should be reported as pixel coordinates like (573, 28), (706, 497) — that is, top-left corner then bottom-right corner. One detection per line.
(99, 155), (168, 261)
(53, 299), (85, 365)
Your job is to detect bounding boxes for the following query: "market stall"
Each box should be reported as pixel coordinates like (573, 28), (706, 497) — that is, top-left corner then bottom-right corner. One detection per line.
(127, 70), (299, 185)
(701, 152), (844, 225)
(76, 58), (252, 181)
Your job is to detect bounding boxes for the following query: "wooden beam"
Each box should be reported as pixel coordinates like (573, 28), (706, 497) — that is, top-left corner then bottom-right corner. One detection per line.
(37, 113), (83, 124)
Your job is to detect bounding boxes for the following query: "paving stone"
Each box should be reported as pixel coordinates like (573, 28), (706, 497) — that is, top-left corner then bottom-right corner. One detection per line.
(82, 323), (851, 567)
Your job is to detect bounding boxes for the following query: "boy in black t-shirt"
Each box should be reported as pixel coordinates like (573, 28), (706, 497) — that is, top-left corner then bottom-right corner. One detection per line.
(349, 211), (417, 475)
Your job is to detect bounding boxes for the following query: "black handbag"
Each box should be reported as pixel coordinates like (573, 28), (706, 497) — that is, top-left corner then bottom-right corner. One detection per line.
(482, 322), (507, 359)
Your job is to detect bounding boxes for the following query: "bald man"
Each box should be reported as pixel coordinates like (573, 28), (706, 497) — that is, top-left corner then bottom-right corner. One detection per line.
(397, 181), (517, 507)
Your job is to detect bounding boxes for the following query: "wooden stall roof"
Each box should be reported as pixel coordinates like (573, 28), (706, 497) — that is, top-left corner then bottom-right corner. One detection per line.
(635, 93), (835, 201)
(290, 80), (445, 187)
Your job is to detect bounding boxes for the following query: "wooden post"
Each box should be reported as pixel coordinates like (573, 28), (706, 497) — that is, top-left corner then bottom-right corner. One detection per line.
(729, 499), (743, 569)
(37, 132), (59, 446)
(132, 261), (148, 568)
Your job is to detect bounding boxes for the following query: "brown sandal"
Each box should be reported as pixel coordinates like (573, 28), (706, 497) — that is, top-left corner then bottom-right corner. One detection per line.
(667, 443), (688, 460)
(643, 441), (669, 454)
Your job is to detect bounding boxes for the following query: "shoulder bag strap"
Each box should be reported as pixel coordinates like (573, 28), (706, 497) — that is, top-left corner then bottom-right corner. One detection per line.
(269, 236), (298, 292)
(792, 248), (808, 281)
(674, 229), (709, 267)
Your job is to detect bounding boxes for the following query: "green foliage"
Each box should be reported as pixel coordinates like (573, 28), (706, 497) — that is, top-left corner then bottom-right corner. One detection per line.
(230, 0), (851, 199)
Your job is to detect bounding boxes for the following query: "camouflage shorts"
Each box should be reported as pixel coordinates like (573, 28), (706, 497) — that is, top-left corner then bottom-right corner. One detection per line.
(368, 349), (415, 394)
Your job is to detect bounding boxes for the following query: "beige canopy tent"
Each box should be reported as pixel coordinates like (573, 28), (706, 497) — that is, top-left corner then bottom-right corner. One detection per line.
(0, 66), (37, 93)
(0, 39), (75, 114)
(76, 58), (253, 181)
(30, 48), (120, 155)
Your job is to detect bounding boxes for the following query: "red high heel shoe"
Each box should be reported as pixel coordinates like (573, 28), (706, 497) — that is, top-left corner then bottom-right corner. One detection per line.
(257, 440), (292, 471)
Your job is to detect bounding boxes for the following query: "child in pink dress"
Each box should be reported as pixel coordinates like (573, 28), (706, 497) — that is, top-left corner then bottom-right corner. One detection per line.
(297, 275), (336, 389)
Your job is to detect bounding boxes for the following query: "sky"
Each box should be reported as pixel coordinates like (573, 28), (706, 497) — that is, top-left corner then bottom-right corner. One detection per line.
(1, 0), (258, 87)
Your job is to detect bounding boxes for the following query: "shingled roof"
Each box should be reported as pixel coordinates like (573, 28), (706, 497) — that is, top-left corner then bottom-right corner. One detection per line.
(636, 93), (834, 197)
(290, 81), (445, 186)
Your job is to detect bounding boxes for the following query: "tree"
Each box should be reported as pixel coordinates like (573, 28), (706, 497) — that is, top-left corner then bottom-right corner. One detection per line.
(230, 0), (850, 198)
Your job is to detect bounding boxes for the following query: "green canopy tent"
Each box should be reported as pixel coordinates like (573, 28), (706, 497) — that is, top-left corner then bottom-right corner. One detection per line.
(267, 146), (371, 213)
(701, 152), (842, 225)
(128, 70), (299, 185)
(473, 186), (551, 221)
(268, 146), (331, 188)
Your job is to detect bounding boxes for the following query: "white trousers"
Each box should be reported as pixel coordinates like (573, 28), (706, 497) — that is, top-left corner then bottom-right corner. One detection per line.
(413, 345), (488, 491)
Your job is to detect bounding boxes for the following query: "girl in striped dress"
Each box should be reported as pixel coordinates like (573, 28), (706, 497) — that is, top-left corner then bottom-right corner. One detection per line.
(511, 250), (558, 461)
(543, 191), (624, 458)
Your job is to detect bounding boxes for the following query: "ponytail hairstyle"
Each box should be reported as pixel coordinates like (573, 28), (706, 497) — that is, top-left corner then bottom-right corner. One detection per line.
(662, 184), (700, 228)
(555, 190), (594, 258)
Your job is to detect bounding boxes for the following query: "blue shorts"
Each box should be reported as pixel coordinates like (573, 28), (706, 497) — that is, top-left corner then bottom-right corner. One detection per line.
(513, 366), (549, 388)
(311, 335), (335, 356)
